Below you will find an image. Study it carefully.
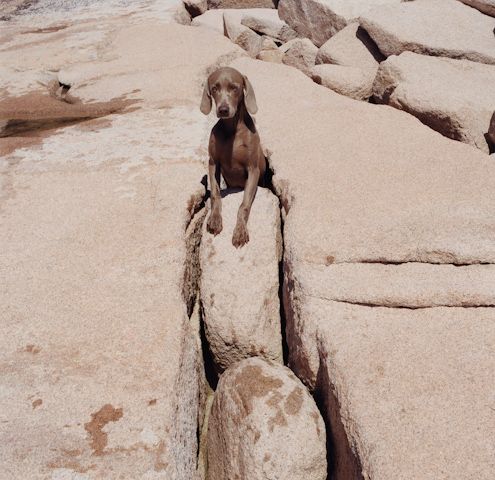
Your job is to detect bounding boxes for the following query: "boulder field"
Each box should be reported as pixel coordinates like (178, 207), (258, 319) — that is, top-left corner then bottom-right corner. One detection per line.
(1, 0), (494, 479)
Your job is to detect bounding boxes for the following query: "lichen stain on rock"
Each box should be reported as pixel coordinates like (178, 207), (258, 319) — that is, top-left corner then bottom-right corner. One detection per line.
(234, 365), (283, 418)
(84, 404), (123, 456)
(284, 386), (303, 416)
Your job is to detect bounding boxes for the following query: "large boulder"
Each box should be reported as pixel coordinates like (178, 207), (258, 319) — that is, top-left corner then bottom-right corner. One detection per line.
(311, 64), (375, 100)
(207, 357), (327, 480)
(281, 38), (318, 76)
(230, 55), (495, 480)
(373, 51), (495, 153)
(200, 189), (283, 372)
(183, 0), (207, 17)
(459, 0), (495, 16)
(0, 10), (243, 480)
(316, 22), (382, 69)
(278, 0), (402, 47)
(360, 0), (495, 65)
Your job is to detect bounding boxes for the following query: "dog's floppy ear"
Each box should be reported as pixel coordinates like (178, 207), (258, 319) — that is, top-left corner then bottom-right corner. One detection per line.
(243, 75), (258, 115)
(200, 80), (212, 115)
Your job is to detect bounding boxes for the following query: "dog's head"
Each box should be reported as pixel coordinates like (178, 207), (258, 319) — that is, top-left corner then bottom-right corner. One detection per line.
(200, 67), (257, 118)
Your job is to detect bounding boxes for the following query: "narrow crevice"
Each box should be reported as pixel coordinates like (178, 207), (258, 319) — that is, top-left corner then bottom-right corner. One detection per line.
(263, 155), (290, 365)
(199, 302), (219, 391)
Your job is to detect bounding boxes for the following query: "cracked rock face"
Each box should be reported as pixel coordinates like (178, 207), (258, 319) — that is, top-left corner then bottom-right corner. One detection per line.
(200, 189), (283, 372)
(207, 357), (327, 480)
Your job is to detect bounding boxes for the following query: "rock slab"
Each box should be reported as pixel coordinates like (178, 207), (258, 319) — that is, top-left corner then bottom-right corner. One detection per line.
(200, 189), (283, 372)
(373, 51), (495, 152)
(360, 0), (495, 65)
(207, 357), (327, 480)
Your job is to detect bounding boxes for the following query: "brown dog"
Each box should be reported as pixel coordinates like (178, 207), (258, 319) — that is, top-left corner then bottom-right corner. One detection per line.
(488, 111), (495, 153)
(200, 67), (266, 248)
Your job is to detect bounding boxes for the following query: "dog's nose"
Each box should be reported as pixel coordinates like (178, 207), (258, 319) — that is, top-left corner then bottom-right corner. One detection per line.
(218, 105), (229, 117)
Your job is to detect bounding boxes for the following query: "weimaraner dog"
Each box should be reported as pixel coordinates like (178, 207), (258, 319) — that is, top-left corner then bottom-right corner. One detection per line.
(488, 111), (495, 153)
(200, 67), (266, 248)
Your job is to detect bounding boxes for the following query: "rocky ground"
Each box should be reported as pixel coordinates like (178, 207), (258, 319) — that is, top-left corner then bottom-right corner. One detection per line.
(1, 0), (494, 479)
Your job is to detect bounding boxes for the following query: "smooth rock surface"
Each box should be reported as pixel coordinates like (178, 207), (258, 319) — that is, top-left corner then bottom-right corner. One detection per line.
(207, 357), (327, 480)
(373, 51), (495, 152)
(231, 56), (495, 479)
(200, 189), (283, 372)
(360, 0), (495, 64)
(282, 38), (318, 75)
(312, 63), (375, 100)
(278, 0), (402, 47)
(316, 22), (381, 69)
(459, 0), (495, 16)
(0, 6), (242, 479)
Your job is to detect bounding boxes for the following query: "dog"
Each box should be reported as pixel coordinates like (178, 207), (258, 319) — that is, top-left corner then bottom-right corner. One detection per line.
(488, 111), (495, 153)
(200, 67), (266, 248)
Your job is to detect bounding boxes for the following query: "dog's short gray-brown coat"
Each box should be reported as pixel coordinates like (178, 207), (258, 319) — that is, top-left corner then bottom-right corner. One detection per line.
(200, 67), (267, 248)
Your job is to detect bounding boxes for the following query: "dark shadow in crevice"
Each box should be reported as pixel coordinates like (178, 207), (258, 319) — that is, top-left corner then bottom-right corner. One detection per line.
(356, 26), (386, 63)
(199, 301), (219, 391)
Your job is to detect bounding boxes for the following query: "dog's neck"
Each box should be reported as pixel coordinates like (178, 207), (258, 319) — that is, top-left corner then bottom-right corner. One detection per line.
(220, 101), (255, 135)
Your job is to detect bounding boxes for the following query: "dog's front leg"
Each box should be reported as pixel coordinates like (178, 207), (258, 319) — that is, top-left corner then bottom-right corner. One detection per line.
(232, 166), (259, 248)
(207, 158), (223, 236)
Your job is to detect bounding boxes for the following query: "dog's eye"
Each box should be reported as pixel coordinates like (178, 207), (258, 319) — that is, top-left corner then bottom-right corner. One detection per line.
(229, 85), (238, 92)
(211, 86), (218, 93)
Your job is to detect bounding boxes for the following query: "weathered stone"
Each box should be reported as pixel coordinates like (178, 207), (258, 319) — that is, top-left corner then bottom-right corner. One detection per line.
(278, 0), (402, 47)
(241, 11), (298, 42)
(208, 0), (276, 7)
(183, 0), (207, 17)
(224, 11), (263, 57)
(191, 7), (276, 34)
(360, 0), (495, 64)
(311, 63), (375, 100)
(200, 189), (283, 372)
(231, 56), (495, 479)
(282, 38), (318, 76)
(175, 1), (192, 25)
(316, 22), (381, 69)
(207, 357), (327, 480)
(0, 9), (242, 479)
(373, 51), (495, 153)
(459, 0), (495, 16)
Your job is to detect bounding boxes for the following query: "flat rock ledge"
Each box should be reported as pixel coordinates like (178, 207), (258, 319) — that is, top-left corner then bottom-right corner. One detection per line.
(200, 188), (283, 372)
(207, 357), (327, 480)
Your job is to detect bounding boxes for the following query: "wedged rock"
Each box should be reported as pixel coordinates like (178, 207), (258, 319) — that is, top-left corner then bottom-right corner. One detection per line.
(373, 51), (495, 152)
(257, 48), (284, 63)
(200, 189), (283, 372)
(316, 22), (381, 69)
(241, 11), (298, 42)
(459, 0), (495, 16)
(311, 64), (375, 100)
(183, 0), (207, 17)
(282, 38), (318, 76)
(360, 0), (495, 64)
(208, 0), (276, 8)
(230, 55), (495, 479)
(174, 1), (192, 25)
(224, 11), (263, 57)
(278, 0), (402, 47)
(207, 357), (327, 480)
(257, 36), (284, 62)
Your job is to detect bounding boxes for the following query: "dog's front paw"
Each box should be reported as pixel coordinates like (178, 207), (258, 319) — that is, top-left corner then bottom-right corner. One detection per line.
(232, 222), (249, 248)
(207, 212), (223, 236)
